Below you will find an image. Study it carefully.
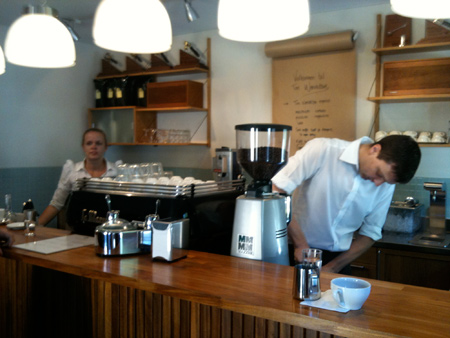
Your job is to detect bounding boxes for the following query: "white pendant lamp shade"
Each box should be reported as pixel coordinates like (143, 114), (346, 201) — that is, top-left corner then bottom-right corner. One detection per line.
(93, 0), (172, 54)
(391, 0), (450, 19)
(0, 46), (5, 75)
(218, 0), (310, 42)
(5, 7), (76, 68)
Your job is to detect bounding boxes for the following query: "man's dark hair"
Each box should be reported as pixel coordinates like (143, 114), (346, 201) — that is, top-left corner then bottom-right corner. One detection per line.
(82, 127), (108, 146)
(374, 135), (421, 184)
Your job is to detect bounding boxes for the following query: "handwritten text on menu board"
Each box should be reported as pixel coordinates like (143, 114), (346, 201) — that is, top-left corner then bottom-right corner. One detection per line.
(272, 50), (356, 156)
(289, 70), (333, 149)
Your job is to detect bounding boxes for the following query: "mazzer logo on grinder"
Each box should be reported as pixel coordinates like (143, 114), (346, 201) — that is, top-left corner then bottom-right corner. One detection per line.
(237, 234), (253, 255)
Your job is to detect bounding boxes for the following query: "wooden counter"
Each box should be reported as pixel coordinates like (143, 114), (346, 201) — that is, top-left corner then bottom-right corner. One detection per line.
(1, 226), (450, 338)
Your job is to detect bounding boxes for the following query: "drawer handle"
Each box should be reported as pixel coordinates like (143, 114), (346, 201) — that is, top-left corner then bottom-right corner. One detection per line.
(350, 264), (366, 270)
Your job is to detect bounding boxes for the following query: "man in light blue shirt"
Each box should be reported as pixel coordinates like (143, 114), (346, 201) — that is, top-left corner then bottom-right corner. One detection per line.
(272, 135), (421, 274)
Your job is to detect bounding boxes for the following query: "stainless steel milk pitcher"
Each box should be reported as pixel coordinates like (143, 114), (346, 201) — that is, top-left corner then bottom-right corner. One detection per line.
(292, 263), (321, 301)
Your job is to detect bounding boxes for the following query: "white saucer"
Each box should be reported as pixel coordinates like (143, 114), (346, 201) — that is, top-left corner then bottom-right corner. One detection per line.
(6, 222), (25, 230)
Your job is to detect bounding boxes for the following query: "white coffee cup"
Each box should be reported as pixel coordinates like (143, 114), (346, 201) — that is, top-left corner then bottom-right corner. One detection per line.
(433, 131), (446, 138)
(146, 177), (158, 184)
(403, 131), (418, 138)
(419, 131), (431, 138)
(375, 131), (387, 142)
(156, 177), (169, 185)
(168, 176), (183, 186)
(417, 135), (431, 143)
(331, 277), (371, 310)
(431, 135), (445, 143)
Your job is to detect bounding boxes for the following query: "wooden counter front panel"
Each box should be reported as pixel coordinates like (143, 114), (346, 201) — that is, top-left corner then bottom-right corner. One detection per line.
(1, 258), (339, 338)
(91, 278), (335, 338)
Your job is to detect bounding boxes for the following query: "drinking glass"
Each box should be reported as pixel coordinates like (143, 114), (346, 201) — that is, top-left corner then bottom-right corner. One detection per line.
(168, 129), (178, 143)
(129, 164), (143, 183)
(302, 248), (322, 271)
(150, 162), (164, 178)
(23, 209), (37, 237)
(139, 163), (151, 182)
(114, 163), (130, 182)
(163, 171), (174, 178)
(143, 128), (157, 143)
(24, 220), (36, 237)
(156, 129), (169, 143)
(181, 130), (191, 143)
(4, 194), (12, 222)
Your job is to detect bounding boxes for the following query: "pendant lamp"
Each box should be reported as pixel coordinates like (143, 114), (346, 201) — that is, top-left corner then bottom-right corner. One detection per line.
(93, 0), (172, 54)
(218, 0), (310, 42)
(4, 5), (76, 68)
(391, 0), (450, 19)
(0, 46), (5, 75)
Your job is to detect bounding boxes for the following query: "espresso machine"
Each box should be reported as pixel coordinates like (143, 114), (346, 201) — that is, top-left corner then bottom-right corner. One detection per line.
(230, 124), (292, 265)
(212, 147), (241, 182)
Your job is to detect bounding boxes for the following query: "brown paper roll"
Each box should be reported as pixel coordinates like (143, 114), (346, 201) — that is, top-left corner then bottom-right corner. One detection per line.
(265, 30), (355, 59)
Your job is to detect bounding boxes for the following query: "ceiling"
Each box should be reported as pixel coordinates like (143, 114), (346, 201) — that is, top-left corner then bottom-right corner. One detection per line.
(0, 0), (390, 43)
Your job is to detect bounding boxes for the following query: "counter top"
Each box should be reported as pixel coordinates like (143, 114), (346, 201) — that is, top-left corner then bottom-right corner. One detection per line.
(378, 230), (450, 255)
(2, 225), (450, 338)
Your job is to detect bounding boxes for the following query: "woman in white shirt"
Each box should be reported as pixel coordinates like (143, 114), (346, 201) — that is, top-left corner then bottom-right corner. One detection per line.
(38, 128), (121, 226)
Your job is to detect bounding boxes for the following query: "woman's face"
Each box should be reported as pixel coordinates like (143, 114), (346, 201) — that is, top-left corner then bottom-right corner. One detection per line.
(82, 131), (107, 161)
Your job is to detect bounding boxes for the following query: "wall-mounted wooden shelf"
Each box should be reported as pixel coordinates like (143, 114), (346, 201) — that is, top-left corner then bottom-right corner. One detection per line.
(136, 107), (208, 112)
(368, 94), (450, 103)
(89, 38), (211, 147)
(372, 41), (450, 56)
(368, 15), (450, 147)
(95, 66), (209, 80)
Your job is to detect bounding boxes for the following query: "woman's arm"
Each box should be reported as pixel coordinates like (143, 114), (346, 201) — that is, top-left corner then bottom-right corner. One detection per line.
(38, 205), (60, 226)
(39, 161), (74, 226)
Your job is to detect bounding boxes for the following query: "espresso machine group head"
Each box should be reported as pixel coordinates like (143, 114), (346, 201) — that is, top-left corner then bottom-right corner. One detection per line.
(230, 123), (292, 265)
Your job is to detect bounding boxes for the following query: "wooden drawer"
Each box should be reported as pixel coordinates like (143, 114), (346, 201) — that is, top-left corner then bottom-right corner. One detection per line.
(147, 80), (203, 108)
(383, 57), (450, 96)
(350, 247), (378, 279)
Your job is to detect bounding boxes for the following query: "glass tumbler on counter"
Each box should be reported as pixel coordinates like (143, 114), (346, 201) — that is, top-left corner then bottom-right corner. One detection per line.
(4, 194), (12, 223)
(23, 209), (37, 237)
(302, 248), (322, 272)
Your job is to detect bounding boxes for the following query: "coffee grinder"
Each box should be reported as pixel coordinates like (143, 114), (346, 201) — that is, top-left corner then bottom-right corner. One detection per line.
(230, 124), (292, 265)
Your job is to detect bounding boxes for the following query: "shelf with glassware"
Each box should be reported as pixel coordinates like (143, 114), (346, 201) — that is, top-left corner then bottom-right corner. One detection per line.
(88, 105), (209, 146)
(89, 38), (211, 147)
(367, 15), (450, 147)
